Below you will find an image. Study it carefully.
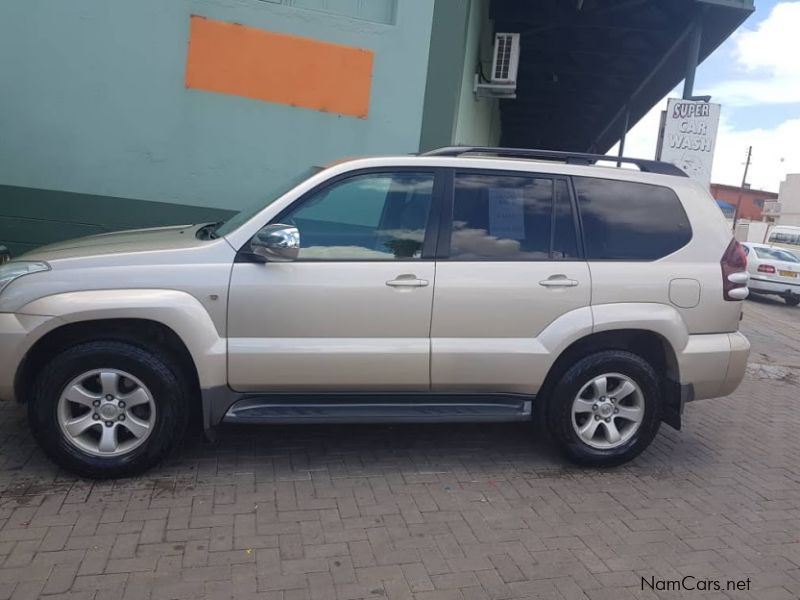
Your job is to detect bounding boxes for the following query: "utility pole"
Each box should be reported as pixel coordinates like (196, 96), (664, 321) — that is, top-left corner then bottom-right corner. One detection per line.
(732, 146), (753, 233)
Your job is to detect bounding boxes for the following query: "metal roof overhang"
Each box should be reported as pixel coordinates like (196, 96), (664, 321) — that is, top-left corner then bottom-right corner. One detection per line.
(491, 0), (754, 153)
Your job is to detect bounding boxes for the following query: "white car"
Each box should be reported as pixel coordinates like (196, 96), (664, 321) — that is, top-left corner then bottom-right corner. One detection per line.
(743, 242), (800, 306)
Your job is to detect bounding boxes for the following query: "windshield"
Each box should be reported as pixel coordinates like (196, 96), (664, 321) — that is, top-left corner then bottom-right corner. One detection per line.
(214, 167), (323, 237)
(754, 247), (800, 262)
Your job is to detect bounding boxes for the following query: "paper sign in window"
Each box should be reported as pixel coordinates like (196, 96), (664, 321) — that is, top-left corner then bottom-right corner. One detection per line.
(488, 189), (526, 240)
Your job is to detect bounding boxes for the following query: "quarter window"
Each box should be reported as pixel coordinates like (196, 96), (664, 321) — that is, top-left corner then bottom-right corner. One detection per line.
(449, 173), (577, 260)
(574, 177), (692, 260)
(279, 172), (434, 260)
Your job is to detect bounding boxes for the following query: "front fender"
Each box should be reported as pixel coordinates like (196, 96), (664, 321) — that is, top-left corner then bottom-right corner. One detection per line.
(19, 289), (227, 390)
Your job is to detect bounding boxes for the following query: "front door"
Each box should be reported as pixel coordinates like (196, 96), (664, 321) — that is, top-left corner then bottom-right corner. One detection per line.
(431, 170), (591, 393)
(227, 169), (441, 392)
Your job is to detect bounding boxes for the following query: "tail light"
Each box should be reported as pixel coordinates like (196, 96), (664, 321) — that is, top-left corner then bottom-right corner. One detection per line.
(721, 239), (749, 301)
(758, 264), (776, 274)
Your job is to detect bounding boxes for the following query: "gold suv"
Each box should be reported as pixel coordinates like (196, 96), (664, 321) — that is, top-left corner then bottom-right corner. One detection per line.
(0, 148), (750, 477)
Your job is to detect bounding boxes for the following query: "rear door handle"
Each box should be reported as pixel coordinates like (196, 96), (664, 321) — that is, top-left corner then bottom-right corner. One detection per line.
(539, 275), (579, 288)
(386, 275), (429, 288)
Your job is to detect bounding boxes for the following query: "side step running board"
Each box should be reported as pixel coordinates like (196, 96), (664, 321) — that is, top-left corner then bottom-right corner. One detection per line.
(223, 396), (532, 425)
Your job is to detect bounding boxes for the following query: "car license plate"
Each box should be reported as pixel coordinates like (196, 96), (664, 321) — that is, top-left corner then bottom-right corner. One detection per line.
(780, 270), (797, 278)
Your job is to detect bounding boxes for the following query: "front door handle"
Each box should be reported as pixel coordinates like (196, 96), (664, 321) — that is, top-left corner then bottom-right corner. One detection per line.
(386, 274), (429, 288)
(539, 275), (579, 288)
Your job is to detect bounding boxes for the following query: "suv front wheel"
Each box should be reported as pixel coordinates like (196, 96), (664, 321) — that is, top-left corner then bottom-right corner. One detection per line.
(29, 340), (189, 478)
(548, 350), (662, 467)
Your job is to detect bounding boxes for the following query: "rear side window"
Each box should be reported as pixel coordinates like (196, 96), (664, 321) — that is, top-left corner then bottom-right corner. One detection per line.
(574, 177), (692, 260)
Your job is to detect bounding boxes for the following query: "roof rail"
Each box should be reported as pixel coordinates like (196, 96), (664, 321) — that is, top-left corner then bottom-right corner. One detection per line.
(422, 146), (688, 178)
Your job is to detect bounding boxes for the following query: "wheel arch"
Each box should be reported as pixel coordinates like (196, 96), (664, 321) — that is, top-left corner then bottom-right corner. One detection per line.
(537, 328), (682, 429)
(16, 289), (227, 392)
(15, 318), (201, 409)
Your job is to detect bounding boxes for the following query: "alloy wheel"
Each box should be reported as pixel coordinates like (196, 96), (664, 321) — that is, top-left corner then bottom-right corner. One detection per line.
(571, 373), (644, 450)
(57, 369), (156, 457)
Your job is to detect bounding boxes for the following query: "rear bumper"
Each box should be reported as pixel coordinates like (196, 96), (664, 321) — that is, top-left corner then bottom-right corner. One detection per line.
(750, 276), (800, 296)
(678, 331), (750, 400)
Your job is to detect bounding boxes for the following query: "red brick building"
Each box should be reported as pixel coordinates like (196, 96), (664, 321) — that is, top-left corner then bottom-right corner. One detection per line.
(710, 183), (778, 221)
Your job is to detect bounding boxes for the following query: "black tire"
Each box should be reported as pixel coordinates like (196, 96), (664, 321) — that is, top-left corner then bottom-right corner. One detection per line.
(28, 341), (190, 478)
(547, 350), (662, 467)
(785, 297), (800, 307)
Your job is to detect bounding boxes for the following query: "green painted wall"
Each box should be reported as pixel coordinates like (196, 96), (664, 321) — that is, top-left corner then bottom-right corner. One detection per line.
(453, 0), (501, 147)
(0, 186), (234, 259)
(419, 0), (471, 152)
(0, 0), (436, 251)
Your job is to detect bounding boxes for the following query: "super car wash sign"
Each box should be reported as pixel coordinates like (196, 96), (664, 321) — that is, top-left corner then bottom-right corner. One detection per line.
(657, 99), (721, 185)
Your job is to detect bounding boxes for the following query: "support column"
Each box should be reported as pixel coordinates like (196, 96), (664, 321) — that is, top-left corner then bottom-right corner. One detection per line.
(617, 105), (630, 166)
(682, 14), (703, 100)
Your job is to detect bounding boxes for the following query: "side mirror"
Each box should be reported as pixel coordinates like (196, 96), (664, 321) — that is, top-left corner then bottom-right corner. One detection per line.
(250, 224), (300, 262)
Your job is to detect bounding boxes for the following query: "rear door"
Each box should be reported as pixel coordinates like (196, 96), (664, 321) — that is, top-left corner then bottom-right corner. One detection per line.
(430, 169), (591, 393)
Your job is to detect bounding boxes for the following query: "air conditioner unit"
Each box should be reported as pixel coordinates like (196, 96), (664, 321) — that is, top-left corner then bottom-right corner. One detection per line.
(475, 33), (520, 99)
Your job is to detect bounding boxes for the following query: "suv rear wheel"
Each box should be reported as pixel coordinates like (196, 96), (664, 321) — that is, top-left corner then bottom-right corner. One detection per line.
(548, 350), (662, 467)
(28, 340), (189, 478)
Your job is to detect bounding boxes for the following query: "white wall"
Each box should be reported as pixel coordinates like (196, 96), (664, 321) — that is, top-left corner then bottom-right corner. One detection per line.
(777, 174), (800, 225)
(735, 221), (770, 243)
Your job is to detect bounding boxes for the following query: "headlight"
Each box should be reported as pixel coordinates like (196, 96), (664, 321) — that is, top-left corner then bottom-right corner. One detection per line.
(0, 262), (50, 295)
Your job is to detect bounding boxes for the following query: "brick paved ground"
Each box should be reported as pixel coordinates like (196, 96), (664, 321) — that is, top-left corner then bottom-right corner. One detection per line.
(0, 297), (799, 599)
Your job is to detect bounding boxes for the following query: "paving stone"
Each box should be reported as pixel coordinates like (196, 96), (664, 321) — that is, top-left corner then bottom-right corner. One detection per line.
(0, 298), (796, 598)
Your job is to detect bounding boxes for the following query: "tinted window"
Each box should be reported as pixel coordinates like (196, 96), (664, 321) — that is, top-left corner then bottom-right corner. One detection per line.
(770, 231), (800, 246)
(574, 177), (692, 260)
(280, 172), (434, 260)
(450, 174), (554, 260)
(553, 180), (579, 260)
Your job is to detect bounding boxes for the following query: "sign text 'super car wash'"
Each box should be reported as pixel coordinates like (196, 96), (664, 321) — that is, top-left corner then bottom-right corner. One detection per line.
(657, 99), (721, 186)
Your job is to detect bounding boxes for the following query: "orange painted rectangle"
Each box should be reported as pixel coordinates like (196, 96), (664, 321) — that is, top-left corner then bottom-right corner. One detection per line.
(186, 15), (374, 119)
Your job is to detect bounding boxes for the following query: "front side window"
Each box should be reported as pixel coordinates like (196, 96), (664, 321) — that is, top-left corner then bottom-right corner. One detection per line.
(279, 172), (434, 260)
(449, 173), (560, 260)
(574, 177), (692, 260)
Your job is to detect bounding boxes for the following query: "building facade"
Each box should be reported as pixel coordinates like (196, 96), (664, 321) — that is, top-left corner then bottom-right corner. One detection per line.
(0, 0), (753, 257)
(764, 174), (800, 226)
(710, 183), (778, 222)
